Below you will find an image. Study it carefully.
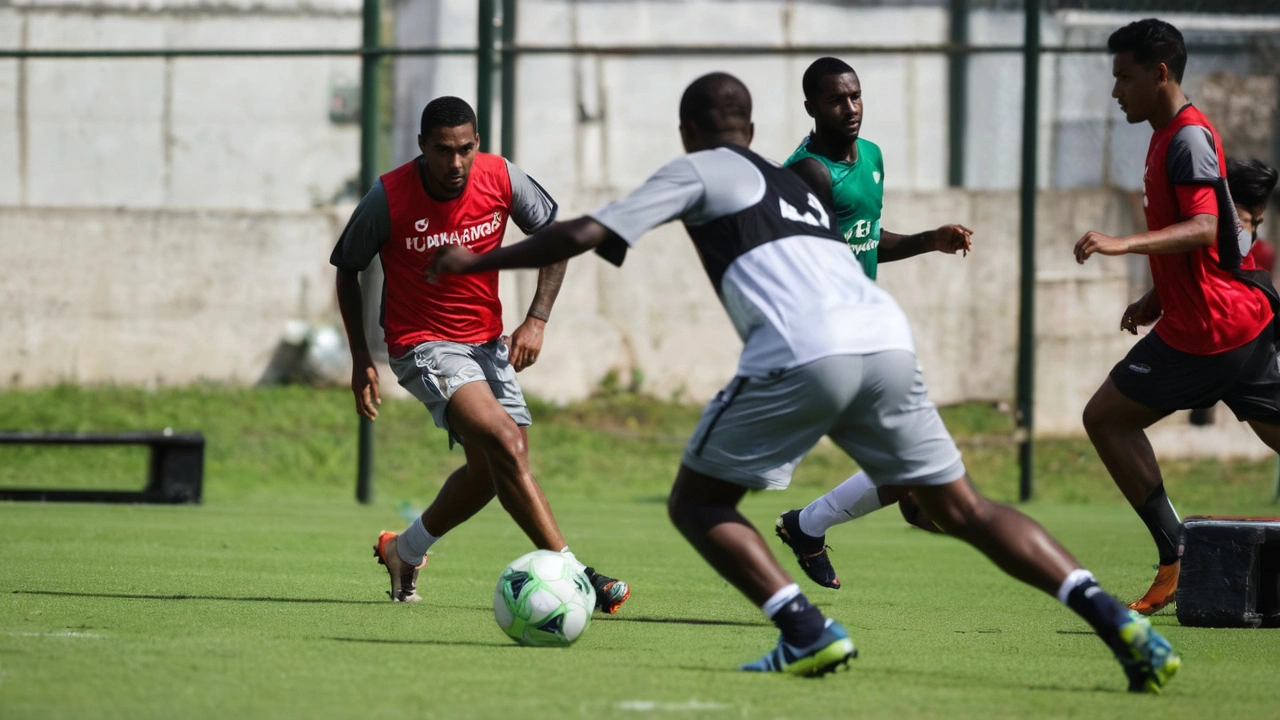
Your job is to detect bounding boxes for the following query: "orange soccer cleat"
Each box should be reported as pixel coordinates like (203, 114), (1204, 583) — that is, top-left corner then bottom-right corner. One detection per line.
(373, 531), (427, 603)
(1128, 561), (1179, 616)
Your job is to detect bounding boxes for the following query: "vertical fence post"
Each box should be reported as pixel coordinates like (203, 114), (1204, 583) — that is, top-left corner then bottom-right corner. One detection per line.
(947, 0), (968, 188)
(500, 0), (518, 160)
(1016, 0), (1041, 502)
(355, 0), (380, 505)
(477, 0), (497, 152)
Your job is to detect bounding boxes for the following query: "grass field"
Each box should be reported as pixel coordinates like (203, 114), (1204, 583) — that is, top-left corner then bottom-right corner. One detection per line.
(2, 385), (1279, 719)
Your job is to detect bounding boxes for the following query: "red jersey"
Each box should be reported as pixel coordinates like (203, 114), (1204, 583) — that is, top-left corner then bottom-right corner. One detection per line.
(1143, 105), (1272, 354)
(380, 153), (513, 357)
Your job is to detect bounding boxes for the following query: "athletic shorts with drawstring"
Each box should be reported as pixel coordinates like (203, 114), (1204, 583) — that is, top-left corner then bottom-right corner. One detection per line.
(389, 338), (532, 446)
(681, 351), (966, 490)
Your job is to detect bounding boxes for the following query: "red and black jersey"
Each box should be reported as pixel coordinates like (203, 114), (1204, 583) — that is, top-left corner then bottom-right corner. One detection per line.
(1142, 104), (1272, 355)
(331, 152), (558, 358)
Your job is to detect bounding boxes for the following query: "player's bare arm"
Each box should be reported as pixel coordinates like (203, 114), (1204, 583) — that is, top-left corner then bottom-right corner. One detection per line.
(335, 268), (381, 420)
(879, 225), (973, 262)
(1074, 213), (1216, 264)
(508, 259), (569, 371)
(431, 217), (611, 277)
(1121, 288), (1163, 334)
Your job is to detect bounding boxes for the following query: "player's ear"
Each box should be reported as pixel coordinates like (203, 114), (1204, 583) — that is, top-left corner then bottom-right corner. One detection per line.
(679, 123), (693, 153)
(417, 134), (426, 154)
(746, 122), (755, 146)
(803, 99), (815, 119)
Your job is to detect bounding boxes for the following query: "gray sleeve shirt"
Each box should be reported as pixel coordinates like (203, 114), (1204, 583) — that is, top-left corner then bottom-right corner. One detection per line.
(1167, 124), (1221, 184)
(587, 149), (767, 264)
(505, 159), (559, 234)
(330, 179), (390, 273)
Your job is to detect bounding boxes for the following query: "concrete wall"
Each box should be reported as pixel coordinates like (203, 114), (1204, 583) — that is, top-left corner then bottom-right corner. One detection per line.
(0, 0), (362, 211)
(0, 187), (1144, 440)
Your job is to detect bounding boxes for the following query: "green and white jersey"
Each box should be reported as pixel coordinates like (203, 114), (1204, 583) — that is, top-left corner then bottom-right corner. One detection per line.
(784, 136), (885, 280)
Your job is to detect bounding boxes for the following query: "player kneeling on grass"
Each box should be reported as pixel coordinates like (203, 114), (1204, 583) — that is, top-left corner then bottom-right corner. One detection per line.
(331, 96), (629, 613)
(428, 73), (1179, 691)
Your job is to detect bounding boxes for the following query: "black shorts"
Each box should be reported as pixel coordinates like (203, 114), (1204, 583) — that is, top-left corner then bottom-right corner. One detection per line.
(1109, 323), (1280, 423)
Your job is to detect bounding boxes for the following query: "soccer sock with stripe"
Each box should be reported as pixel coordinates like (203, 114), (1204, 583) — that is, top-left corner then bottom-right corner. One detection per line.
(1057, 569), (1133, 648)
(762, 583), (826, 648)
(1134, 483), (1182, 566)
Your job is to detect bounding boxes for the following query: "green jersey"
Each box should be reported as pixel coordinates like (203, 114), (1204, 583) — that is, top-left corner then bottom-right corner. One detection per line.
(784, 137), (885, 280)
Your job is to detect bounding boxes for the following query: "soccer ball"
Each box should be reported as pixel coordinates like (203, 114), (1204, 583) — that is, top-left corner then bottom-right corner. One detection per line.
(493, 550), (595, 647)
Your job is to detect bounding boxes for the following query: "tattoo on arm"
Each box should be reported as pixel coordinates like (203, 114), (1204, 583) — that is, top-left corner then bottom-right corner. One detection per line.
(527, 260), (568, 322)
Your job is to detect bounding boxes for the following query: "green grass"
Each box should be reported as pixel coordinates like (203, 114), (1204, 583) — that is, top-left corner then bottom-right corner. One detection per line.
(1, 386), (1279, 719)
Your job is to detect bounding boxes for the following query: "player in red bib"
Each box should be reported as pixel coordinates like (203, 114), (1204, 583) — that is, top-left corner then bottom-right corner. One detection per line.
(331, 97), (630, 612)
(1076, 20), (1280, 617)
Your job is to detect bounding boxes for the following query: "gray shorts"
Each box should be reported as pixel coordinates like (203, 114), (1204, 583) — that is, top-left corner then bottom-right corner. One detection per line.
(389, 338), (531, 445)
(682, 351), (965, 490)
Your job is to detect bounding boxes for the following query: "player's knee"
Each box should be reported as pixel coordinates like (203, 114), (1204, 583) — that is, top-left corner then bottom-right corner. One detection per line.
(928, 493), (991, 536)
(477, 424), (526, 463)
(1082, 394), (1110, 437)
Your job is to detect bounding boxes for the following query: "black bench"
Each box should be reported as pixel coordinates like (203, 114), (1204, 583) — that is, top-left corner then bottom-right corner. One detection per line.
(1177, 515), (1280, 628)
(0, 431), (205, 504)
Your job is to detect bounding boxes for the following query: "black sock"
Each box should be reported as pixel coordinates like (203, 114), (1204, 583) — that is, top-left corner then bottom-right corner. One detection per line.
(771, 593), (826, 647)
(1066, 579), (1134, 650)
(1134, 483), (1182, 566)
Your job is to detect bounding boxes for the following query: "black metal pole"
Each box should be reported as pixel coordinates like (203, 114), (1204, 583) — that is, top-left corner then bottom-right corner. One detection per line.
(500, 0), (518, 160)
(947, 0), (969, 188)
(477, 0), (497, 152)
(1016, 0), (1041, 502)
(356, 0), (380, 505)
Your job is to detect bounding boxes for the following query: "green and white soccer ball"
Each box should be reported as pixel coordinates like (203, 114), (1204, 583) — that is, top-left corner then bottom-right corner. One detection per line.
(493, 550), (595, 647)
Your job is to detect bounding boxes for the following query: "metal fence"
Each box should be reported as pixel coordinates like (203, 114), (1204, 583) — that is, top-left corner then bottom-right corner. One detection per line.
(3, 0), (1278, 502)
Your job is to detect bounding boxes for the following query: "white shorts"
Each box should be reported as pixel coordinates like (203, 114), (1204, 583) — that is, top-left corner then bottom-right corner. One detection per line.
(681, 351), (965, 490)
(389, 338), (531, 446)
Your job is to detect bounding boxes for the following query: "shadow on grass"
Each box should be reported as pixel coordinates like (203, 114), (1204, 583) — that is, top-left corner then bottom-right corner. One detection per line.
(323, 636), (514, 648)
(594, 615), (768, 628)
(14, 590), (384, 605)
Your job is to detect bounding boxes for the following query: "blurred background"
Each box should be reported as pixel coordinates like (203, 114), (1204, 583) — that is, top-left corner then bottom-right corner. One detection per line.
(3, 0), (1280, 491)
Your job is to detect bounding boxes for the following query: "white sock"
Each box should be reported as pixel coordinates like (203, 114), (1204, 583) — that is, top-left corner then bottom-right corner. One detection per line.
(798, 471), (885, 537)
(761, 583), (803, 619)
(396, 516), (438, 566)
(1055, 568), (1096, 605)
(559, 546), (586, 573)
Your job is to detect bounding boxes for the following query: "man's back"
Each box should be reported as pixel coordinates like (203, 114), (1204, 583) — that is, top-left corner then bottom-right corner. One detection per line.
(590, 144), (913, 376)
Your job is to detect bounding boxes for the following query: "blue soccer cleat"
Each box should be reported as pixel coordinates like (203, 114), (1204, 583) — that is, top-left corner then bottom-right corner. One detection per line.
(740, 619), (857, 677)
(1114, 613), (1181, 693)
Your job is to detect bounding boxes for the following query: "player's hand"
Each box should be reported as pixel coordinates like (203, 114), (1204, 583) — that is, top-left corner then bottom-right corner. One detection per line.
(351, 354), (381, 420)
(1074, 231), (1129, 264)
(508, 317), (546, 372)
(934, 224), (973, 256)
(1121, 294), (1161, 335)
(427, 246), (478, 283)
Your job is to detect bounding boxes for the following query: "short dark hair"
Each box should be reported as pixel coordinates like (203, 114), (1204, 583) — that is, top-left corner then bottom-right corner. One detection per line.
(1107, 19), (1187, 84)
(420, 96), (477, 136)
(678, 72), (752, 134)
(1227, 157), (1279, 210)
(802, 57), (855, 100)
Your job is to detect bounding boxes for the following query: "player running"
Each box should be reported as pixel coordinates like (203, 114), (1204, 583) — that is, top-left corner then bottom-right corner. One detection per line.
(331, 96), (630, 613)
(1077, 19), (1280, 617)
(430, 73), (1179, 691)
(776, 56), (973, 589)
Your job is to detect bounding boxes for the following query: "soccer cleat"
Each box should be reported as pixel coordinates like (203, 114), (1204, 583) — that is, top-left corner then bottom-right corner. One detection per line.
(373, 531), (426, 603)
(1114, 613), (1181, 693)
(1129, 561), (1178, 616)
(775, 510), (840, 589)
(583, 567), (630, 614)
(740, 619), (857, 677)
